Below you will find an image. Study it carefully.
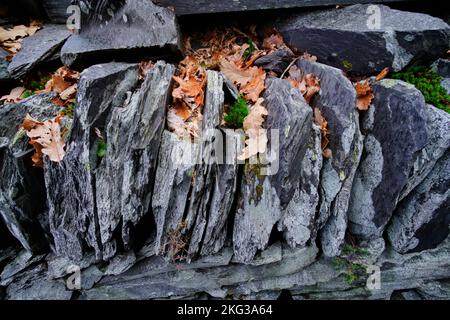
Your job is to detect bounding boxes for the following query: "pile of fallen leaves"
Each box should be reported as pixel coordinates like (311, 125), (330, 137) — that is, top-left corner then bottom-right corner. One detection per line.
(0, 21), (41, 60)
(168, 28), (323, 160)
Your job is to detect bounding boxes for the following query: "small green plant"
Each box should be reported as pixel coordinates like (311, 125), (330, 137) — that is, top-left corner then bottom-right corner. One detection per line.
(393, 66), (450, 113)
(243, 39), (256, 59)
(61, 102), (75, 118)
(29, 75), (50, 91)
(21, 90), (34, 99)
(225, 96), (249, 128)
(334, 244), (370, 285)
(341, 59), (353, 72)
(97, 141), (107, 158)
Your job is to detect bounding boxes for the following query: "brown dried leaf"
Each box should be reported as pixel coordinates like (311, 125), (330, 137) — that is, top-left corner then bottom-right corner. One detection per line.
(238, 98), (268, 160)
(59, 84), (77, 100)
(139, 60), (154, 80)
(0, 87), (25, 103)
(287, 66), (320, 103)
(376, 67), (389, 81)
(21, 114), (66, 165)
(355, 80), (374, 110)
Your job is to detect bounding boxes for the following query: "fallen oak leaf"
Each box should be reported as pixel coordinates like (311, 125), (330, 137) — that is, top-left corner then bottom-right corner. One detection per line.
(0, 87), (25, 103)
(21, 114), (66, 165)
(376, 67), (389, 81)
(59, 83), (77, 100)
(238, 98), (268, 160)
(314, 108), (332, 159)
(355, 80), (374, 111)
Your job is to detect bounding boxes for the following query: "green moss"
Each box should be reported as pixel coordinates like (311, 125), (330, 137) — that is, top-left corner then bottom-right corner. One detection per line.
(342, 244), (369, 256)
(21, 90), (34, 99)
(341, 60), (353, 72)
(29, 75), (50, 91)
(61, 102), (75, 118)
(243, 39), (256, 59)
(224, 95), (249, 128)
(97, 141), (107, 158)
(393, 66), (450, 113)
(255, 184), (264, 198)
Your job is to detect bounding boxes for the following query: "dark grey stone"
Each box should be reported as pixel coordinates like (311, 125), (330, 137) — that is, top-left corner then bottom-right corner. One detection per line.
(388, 150), (450, 254)
(348, 80), (429, 241)
(42, 0), (73, 23)
(0, 93), (60, 252)
(277, 4), (450, 74)
(0, 48), (12, 83)
(295, 59), (363, 257)
(233, 77), (313, 263)
(5, 264), (72, 300)
(254, 49), (294, 75)
(0, 250), (45, 286)
(7, 25), (71, 78)
(45, 61), (174, 262)
(61, 0), (182, 68)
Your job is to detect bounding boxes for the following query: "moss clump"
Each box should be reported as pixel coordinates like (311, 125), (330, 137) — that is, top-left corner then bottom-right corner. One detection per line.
(341, 60), (353, 72)
(255, 184), (264, 198)
(225, 95), (249, 129)
(393, 66), (450, 113)
(61, 102), (75, 118)
(243, 39), (256, 59)
(97, 141), (107, 158)
(21, 90), (34, 99)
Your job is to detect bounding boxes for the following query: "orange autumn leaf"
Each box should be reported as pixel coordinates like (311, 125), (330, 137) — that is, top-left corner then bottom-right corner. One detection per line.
(0, 87), (25, 103)
(286, 65), (320, 103)
(238, 98), (268, 160)
(21, 114), (66, 166)
(376, 67), (390, 81)
(314, 108), (332, 159)
(355, 80), (374, 110)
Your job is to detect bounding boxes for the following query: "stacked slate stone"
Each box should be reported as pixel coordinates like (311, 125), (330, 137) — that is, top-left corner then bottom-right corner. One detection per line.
(0, 1), (449, 300)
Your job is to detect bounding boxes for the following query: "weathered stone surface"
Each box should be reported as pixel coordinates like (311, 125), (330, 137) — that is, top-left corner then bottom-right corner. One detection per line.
(155, 0), (411, 16)
(278, 124), (322, 248)
(0, 93), (60, 252)
(278, 4), (450, 74)
(254, 49), (294, 75)
(388, 150), (450, 253)
(42, 0), (73, 23)
(296, 59), (363, 257)
(233, 77), (313, 263)
(45, 61), (174, 262)
(5, 264), (72, 300)
(105, 251), (136, 276)
(348, 80), (432, 242)
(0, 250), (45, 286)
(61, 0), (182, 68)
(0, 48), (12, 83)
(7, 25), (70, 78)
(432, 58), (450, 95)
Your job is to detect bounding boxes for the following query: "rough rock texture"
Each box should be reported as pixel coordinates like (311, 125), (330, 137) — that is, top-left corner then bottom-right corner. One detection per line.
(348, 80), (445, 242)
(42, 0), (73, 23)
(45, 61), (175, 261)
(7, 25), (70, 78)
(388, 150), (450, 253)
(61, 0), (182, 68)
(0, 94), (60, 252)
(432, 58), (450, 95)
(254, 49), (294, 75)
(0, 48), (12, 83)
(278, 125), (322, 248)
(233, 77), (313, 263)
(296, 60), (363, 257)
(278, 4), (450, 74)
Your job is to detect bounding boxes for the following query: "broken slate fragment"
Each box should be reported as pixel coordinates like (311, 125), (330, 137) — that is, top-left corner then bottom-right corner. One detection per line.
(7, 24), (71, 78)
(254, 49), (294, 75)
(277, 4), (450, 74)
(61, 0), (182, 68)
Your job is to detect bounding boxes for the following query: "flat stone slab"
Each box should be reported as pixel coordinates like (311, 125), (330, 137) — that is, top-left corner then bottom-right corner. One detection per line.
(277, 4), (450, 74)
(7, 24), (70, 78)
(155, 0), (411, 15)
(61, 0), (182, 68)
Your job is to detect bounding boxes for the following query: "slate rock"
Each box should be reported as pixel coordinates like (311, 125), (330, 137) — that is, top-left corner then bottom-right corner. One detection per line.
(0, 250), (45, 286)
(42, 0), (73, 23)
(0, 48), (12, 83)
(7, 25), (71, 78)
(45, 61), (174, 261)
(278, 124), (322, 248)
(388, 150), (450, 254)
(233, 77), (313, 263)
(104, 251), (136, 276)
(277, 4), (450, 74)
(0, 93), (60, 252)
(295, 59), (363, 257)
(432, 58), (450, 78)
(348, 80), (429, 241)
(254, 49), (294, 75)
(5, 264), (72, 300)
(61, 0), (182, 68)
